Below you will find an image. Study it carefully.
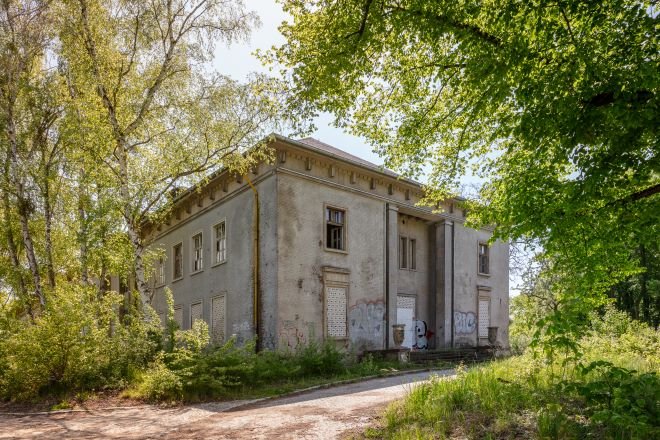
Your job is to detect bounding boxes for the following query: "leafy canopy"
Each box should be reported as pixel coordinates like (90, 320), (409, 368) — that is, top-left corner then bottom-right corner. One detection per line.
(268, 0), (659, 312)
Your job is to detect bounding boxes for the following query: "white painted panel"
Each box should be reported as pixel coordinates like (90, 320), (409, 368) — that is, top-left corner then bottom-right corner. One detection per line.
(396, 295), (416, 348)
(211, 295), (226, 343)
(326, 287), (347, 338)
(478, 299), (490, 338)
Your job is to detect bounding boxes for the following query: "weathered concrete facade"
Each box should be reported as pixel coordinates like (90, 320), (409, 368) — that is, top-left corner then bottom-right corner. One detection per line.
(143, 135), (509, 352)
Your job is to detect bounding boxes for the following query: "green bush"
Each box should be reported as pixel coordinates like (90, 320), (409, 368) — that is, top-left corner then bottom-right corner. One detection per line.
(372, 313), (660, 440)
(0, 285), (161, 401)
(130, 325), (353, 402)
(136, 354), (182, 401)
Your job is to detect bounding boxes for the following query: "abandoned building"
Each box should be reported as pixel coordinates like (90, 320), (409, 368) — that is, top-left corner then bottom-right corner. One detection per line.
(142, 134), (510, 352)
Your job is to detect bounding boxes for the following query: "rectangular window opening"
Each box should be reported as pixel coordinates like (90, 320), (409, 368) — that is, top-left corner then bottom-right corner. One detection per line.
(192, 233), (203, 272)
(479, 243), (490, 274)
(174, 305), (183, 329)
(410, 239), (417, 270)
(214, 221), (226, 264)
(211, 295), (226, 343)
(190, 301), (202, 328)
(478, 298), (490, 338)
(399, 236), (408, 269)
(173, 243), (183, 280)
(325, 207), (345, 251)
(157, 257), (165, 285)
(326, 286), (347, 338)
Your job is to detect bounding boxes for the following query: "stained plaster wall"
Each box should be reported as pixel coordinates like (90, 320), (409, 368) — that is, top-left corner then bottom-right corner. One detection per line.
(452, 222), (509, 348)
(396, 215), (433, 342)
(276, 169), (387, 352)
(147, 171), (279, 348)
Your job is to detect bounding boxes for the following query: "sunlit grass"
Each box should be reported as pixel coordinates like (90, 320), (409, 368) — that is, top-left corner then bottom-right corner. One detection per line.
(363, 316), (659, 440)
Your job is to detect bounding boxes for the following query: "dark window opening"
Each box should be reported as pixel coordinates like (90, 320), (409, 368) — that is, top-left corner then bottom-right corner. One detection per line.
(173, 243), (183, 279)
(326, 207), (345, 250)
(479, 243), (490, 274)
(400, 236), (408, 269)
(410, 239), (417, 270)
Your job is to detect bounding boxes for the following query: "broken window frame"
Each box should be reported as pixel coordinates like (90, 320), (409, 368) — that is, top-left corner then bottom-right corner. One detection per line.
(213, 220), (227, 265)
(173, 242), (183, 280)
(192, 232), (203, 273)
(325, 206), (347, 252)
(478, 242), (490, 275)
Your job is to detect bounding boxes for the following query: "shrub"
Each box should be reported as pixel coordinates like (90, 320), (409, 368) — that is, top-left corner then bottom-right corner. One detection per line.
(136, 354), (182, 401)
(0, 284), (161, 400)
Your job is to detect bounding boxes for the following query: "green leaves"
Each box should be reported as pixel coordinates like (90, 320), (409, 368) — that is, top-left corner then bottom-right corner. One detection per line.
(271, 1), (659, 352)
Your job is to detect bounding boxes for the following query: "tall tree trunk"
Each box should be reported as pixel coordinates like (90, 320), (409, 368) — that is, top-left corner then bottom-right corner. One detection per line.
(6, 105), (45, 307)
(639, 244), (649, 323)
(1, 189), (29, 301)
(42, 171), (56, 288)
(77, 0), (150, 304)
(77, 171), (89, 284)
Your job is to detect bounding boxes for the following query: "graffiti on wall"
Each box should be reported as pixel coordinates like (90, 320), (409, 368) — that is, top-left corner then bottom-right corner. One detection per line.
(454, 311), (477, 335)
(279, 318), (315, 349)
(348, 300), (385, 350)
(413, 320), (434, 350)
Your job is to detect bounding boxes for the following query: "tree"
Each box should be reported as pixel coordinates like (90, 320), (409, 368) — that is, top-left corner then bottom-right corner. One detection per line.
(268, 1), (659, 322)
(0, 0), (59, 310)
(58, 0), (287, 303)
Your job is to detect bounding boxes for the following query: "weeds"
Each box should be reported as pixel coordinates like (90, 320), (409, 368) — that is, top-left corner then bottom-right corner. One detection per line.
(368, 309), (659, 440)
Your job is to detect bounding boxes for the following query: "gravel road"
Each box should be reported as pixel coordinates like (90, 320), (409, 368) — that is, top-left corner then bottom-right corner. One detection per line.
(0, 369), (453, 440)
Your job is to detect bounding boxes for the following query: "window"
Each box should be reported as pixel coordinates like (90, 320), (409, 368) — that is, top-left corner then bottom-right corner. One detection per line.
(478, 243), (490, 275)
(214, 221), (226, 264)
(478, 298), (490, 338)
(325, 207), (345, 251)
(410, 239), (417, 270)
(192, 233), (203, 272)
(190, 301), (202, 327)
(211, 295), (226, 343)
(174, 305), (183, 329)
(173, 243), (183, 280)
(325, 286), (347, 338)
(156, 257), (165, 285)
(399, 236), (408, 269)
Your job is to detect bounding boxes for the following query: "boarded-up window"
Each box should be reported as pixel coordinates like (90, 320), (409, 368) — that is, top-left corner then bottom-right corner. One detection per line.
(478, 298), (490, 338)
(174, 305), (183, 329)
(326, 286), (347, 337)
(190, 301), (202, 327)
(396, 295), (416, 348)
(211, 295), (226, 343)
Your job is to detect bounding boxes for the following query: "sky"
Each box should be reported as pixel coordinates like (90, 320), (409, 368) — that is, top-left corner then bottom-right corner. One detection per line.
(212, 0), (383, 166)
(212, 1), (524, 295)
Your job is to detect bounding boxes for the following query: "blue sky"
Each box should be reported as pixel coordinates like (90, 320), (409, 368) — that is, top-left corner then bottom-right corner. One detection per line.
(212, 0), (383, 166)
(213, 1), (523, 295)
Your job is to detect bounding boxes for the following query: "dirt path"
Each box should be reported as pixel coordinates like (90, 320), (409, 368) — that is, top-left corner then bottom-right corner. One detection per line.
(0, 370), (453, 439)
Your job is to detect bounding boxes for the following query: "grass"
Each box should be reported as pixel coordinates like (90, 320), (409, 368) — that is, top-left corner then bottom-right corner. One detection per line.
(360, 315), (659, 440)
